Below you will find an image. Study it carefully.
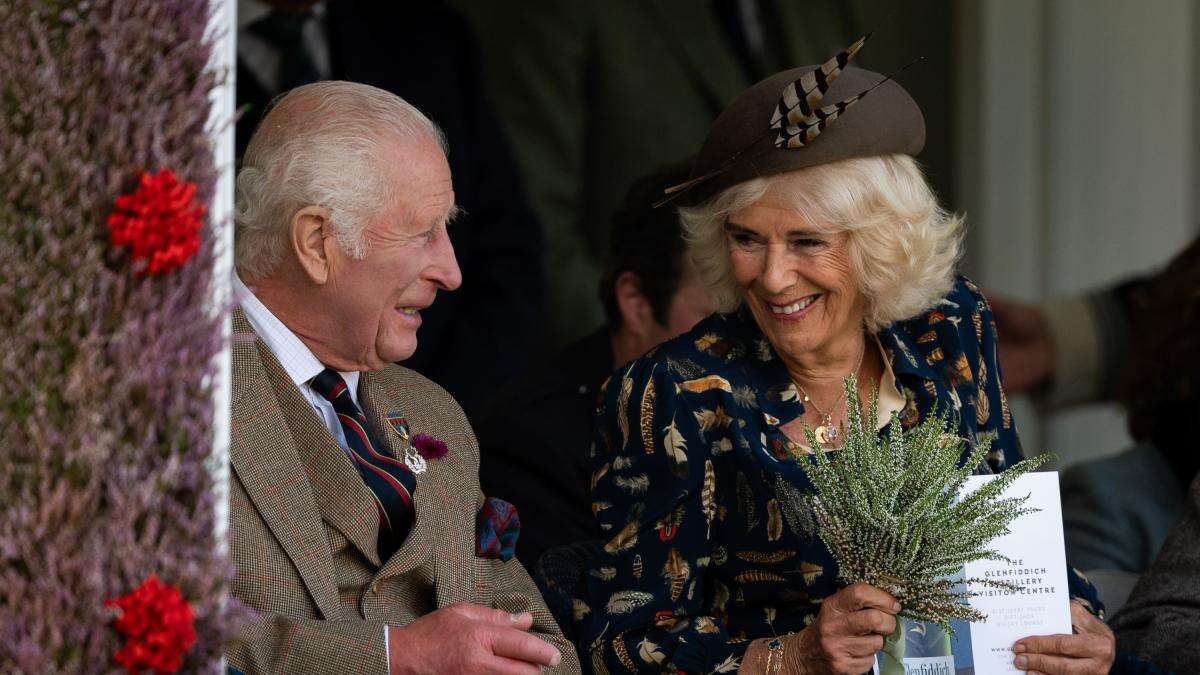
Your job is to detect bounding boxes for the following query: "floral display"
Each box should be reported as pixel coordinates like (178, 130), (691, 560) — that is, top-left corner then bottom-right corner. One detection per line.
(107, 169), (205, 276)
(107, 575), (197, 674)
(0, 0), (234, 671)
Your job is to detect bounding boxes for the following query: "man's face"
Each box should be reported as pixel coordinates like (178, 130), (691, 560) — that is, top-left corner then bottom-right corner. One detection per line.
(636, 260), (717, 355)
(316, 139), (461, 370)
(662, 260), (717, 338)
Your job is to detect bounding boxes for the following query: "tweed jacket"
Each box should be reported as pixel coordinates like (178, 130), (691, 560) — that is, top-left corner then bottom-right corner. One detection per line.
(225, 310), (579, 674)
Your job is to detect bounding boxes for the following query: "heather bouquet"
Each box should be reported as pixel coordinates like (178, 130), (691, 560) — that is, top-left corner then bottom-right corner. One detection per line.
(0, 0), (235, 671)
(783, 376), (1050, 671)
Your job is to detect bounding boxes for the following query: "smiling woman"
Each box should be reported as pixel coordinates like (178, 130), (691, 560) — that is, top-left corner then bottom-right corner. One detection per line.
(572, 45), (1113, 675)
(681, 153), (961, 333)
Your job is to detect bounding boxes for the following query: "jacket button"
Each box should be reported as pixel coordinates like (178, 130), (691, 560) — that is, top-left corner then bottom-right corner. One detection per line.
(370, 582), (379, 594)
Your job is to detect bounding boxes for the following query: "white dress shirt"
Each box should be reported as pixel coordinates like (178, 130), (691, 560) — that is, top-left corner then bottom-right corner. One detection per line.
(234, 275), (393, 666)
(234, 274), (360, 453)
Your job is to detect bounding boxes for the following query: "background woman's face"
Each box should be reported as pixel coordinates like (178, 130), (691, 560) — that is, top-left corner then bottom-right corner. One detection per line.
(725, 199), (866, 363)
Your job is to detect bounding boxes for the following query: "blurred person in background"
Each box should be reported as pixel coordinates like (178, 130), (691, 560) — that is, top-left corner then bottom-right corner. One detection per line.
(993, 235), (1200, 574)
(1111, 469), (1200, 673)
(451, 0), (857, 349)
(237, 0), (545, 419)
(477, 163), (715, 572)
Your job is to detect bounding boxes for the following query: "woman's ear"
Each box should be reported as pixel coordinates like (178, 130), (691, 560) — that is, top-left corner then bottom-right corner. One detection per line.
(615, 270), (654, 338)
(290, 205), (334, 284)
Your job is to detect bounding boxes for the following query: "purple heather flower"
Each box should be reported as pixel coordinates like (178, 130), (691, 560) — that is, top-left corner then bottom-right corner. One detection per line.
(0, 0), (236, 671)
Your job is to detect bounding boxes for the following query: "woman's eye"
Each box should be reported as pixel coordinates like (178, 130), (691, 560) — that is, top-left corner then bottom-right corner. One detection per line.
(793, 238), (824, 249)
(731, 233), (757, 246)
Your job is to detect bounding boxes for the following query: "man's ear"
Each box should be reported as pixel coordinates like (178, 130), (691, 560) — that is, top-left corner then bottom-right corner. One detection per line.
(290, 205), (334, 284)
(615, 270), (654, 337)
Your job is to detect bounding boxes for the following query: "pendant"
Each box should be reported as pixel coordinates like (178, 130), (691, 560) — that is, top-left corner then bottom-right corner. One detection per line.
(814, 425), (831, 446)
(404, 448), (428, 475)
(814, 415), (838, 446)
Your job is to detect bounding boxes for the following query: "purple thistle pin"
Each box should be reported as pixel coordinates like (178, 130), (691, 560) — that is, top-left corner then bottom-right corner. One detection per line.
(411, 433), (448, 461)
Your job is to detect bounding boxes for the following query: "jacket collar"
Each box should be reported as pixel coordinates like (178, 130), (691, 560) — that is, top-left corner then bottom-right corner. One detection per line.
(229, 309), (344, 619)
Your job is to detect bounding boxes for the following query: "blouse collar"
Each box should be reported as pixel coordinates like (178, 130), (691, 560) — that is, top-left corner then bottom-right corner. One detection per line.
(720, 303), (936, 430)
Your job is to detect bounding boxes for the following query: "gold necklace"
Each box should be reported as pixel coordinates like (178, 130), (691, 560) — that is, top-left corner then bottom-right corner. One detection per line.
(794, 339), (865, 447)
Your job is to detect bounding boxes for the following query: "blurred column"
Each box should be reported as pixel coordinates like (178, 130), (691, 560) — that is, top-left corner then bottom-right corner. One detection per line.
(208, 0), (236, 551)
(957, 0), (1197, 466)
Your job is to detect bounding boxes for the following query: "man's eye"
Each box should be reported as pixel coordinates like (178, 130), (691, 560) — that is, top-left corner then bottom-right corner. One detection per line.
(793, 238), (824, 248)
(731, 233), (757, 246)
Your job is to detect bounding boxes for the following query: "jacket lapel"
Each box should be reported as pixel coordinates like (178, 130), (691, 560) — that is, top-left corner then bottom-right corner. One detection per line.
(645, 0), (748, 112)
(228, 310), (343, 619)
(256, 341), (383, 568)
(360, 370), (436, 576)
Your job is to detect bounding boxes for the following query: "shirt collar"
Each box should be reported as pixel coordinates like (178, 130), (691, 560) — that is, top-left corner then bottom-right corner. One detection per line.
(234, 274), (360, 403)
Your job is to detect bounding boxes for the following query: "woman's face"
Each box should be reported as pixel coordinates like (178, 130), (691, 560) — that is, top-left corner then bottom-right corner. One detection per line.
(725, 199), (866, 364)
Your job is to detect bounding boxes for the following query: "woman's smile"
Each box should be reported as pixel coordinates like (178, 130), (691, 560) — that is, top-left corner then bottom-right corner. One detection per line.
(765, 292), (821, 320)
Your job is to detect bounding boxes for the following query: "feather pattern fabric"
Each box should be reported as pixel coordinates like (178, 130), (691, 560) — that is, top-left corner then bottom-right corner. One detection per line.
(606, 590), (654, 615)
(662, 417), (689, 476)
(767, 498), (783, 541)
(637, 638), (666, 665)
(701, 459), (717, 536)
(736, 471), (758, 532)
(662, 548), (691, 601)
(613, 633), (636, 670)
(604, 520), (639, 554)
(640, 373), (657, 455)
(735, 550), (797, 565)
(574, 279), (1078, 674)
(617, 373), (634, 447)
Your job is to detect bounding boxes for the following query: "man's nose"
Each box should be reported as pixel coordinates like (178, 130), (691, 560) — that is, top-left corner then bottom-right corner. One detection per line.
(428, 234), (462, 291)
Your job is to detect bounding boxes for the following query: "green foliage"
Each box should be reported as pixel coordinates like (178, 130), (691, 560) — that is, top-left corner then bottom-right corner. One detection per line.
(797, 376), (1050, 630)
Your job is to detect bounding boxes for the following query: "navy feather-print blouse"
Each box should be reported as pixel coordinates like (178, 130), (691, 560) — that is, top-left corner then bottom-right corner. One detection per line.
(573, 276), (1102, 674)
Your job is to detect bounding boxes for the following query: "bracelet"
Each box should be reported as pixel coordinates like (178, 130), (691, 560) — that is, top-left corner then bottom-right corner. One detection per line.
(764, 636), (786, 675)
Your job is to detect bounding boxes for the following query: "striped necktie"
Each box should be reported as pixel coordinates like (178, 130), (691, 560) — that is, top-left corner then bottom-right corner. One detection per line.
(309, 368), (416, 559)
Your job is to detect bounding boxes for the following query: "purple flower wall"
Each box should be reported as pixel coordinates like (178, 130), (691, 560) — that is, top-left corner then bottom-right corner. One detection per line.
(0, 0), (233, 671)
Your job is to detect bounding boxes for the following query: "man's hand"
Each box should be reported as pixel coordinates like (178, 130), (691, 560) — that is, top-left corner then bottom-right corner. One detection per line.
(990, 297), (1055, 395)
(388, 603), (562, 675)
(1012, 601), (1115, 674)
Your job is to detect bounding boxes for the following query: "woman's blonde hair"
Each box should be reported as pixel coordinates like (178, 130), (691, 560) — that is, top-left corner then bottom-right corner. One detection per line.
(678, 154), (962, 332)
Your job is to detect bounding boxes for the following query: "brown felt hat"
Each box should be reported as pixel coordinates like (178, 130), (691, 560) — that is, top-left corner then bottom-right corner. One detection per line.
(677, 66), (925, 206)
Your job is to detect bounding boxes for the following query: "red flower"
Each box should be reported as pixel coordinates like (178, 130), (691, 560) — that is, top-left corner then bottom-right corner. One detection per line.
(107, 169), (204, 276)
(106, 575), (197, 674)
(411, 433), (448, 460)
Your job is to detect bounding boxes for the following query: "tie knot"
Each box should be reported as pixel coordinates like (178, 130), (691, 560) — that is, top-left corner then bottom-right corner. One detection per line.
(310, 368), (350, 404)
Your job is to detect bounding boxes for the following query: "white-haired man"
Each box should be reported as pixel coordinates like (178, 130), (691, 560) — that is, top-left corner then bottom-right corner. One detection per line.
(226, 81), (577, 674)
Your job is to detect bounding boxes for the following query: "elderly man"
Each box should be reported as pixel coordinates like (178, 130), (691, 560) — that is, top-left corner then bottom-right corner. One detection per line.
(226, 81), (577, 674)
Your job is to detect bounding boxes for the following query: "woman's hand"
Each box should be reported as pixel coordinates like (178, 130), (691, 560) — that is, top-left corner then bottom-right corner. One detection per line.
(787, 582), (900, 674)
(1012, 600), (1115, 674)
